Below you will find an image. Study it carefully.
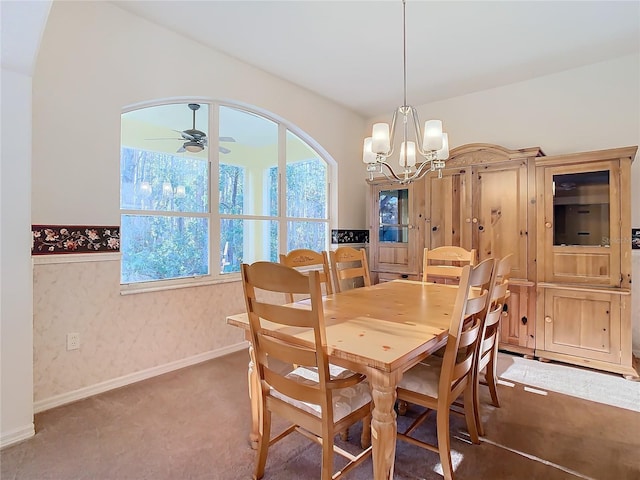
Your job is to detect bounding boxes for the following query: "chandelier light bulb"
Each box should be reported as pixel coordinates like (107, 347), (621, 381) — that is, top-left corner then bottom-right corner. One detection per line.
(399, 141), (416, 168)
(363, 137), (377, 164)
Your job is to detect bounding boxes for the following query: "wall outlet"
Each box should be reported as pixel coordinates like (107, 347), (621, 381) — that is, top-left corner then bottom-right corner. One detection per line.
(66, 332), (80, 351)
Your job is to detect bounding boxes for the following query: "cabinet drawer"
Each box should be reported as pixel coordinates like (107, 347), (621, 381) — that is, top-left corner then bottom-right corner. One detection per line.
(376, 272), (421, 283)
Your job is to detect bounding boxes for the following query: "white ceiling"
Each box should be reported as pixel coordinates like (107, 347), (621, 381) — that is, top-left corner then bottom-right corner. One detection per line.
(114, 1), (638, 118)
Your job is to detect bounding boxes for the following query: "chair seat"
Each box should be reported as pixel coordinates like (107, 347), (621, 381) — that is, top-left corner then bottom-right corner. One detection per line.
(271, 365), (371, 422)
(398, 357), (443, 399)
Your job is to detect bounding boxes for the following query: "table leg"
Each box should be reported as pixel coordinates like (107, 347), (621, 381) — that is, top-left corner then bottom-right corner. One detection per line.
(368, 367), (402, 480)
(247, 343), (261, 450)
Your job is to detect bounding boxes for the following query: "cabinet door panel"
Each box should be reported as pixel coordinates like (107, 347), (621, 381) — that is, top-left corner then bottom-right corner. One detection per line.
(426, 170), (471, 250)
(543, 289), (620, 363)
(378, 245), (409, 267)
(499, 284), (535, 351)
(474, 163), (528, 279)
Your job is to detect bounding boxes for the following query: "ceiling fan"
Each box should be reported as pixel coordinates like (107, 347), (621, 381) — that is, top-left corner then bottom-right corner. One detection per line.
(147, 103), (235, 154)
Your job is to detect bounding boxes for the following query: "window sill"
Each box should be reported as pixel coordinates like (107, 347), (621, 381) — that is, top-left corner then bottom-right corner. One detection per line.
(120, 275), (241, 295)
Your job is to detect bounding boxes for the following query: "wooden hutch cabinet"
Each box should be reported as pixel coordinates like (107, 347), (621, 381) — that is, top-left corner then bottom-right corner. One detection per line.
(534, 146), (637, 378)
(369, 143), (638, 377)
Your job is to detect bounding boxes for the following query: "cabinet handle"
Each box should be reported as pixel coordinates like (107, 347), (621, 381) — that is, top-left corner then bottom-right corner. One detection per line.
(545, 316), (552, 323)
(472, 218), (478, 224)
(478, 225), (484, 231)
(545, 222), (552, 229)
(521, 316), (527, 325)
(465, 218), (471, 223)
(432, 226), (438, 232)
(401, 274), (409, 279)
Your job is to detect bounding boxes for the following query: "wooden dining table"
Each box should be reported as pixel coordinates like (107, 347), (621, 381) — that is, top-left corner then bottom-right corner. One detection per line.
(226, 279), (461, 480)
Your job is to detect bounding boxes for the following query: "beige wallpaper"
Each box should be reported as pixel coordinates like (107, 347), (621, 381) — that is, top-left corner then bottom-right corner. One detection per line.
(33, 257), (247, 403)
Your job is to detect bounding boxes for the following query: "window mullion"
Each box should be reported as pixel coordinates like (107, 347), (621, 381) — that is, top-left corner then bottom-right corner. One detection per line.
(278, 124), (287, 254)
(210, 102), (220, 279)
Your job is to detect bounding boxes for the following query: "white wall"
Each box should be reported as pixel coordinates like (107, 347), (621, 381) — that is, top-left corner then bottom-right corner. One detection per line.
(1, 68), (35, 448)
(1, 0), (52, 448)
(369, 54), (640, 353)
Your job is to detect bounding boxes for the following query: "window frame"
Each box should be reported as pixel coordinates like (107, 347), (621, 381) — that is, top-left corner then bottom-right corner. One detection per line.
(120, 98), (335, 294)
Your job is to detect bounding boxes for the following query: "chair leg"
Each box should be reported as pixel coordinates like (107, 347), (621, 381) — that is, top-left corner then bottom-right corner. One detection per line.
(463, 386), (480, 444)
(321, 430), (334, 480)
(397, 400), (408, 416)
(254, 408), (271, 480)
(340, 428), (349, 441)
(436, 407), (454, 480)
(360, 413), (372, 449)
(472, 369), (484, 437)
(486, 353), (500, 408)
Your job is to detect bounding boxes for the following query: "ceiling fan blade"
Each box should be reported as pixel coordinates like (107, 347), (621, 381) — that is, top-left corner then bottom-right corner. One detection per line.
(219, 137), (236, 143)
(145, 137), (183, 141)
(177, 146), (186, 153)
(219, 146), (231, 154)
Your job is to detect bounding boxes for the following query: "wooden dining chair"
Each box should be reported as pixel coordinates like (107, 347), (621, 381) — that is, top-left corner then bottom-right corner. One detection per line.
(396, 257), (495, 480)
(329, 246), (371, 293)
(241, 261), (372, 480)
(472, 253), (513, 436)
(279, 248), (333, 303)
(422, 246), (477, 284)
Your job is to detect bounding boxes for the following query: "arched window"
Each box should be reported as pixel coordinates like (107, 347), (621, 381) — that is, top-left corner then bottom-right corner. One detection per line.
(120, 101), (333, 289)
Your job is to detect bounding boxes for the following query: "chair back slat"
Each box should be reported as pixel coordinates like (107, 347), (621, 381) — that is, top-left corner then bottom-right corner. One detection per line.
(251, 301), (316, 329)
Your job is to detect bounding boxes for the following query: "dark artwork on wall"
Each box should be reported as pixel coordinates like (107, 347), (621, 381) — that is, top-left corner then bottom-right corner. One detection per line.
(632, 229), (640, 250)
(331, 229), (369, 245)
(32, 225), (120, 255)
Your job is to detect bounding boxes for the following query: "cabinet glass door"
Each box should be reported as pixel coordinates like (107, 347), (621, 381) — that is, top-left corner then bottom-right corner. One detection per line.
(553, 170), (610, 246)
(379, 188), (410, 243)
(543, 161), (619, 286)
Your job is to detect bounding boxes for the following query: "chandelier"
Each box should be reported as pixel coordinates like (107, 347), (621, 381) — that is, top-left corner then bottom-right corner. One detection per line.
(363, 0), (449, 184)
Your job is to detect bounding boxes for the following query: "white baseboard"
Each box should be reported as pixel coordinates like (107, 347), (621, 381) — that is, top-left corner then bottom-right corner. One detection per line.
(33, 342), (249, 414)
(0, 423), (35, 449)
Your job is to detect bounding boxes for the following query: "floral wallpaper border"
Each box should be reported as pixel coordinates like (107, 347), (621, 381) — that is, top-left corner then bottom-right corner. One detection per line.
(331, 229), (369, 245)
(32, 225), (120, 255)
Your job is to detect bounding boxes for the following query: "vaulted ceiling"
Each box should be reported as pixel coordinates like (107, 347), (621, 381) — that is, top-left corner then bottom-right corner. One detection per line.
(111, 0), (640, 118)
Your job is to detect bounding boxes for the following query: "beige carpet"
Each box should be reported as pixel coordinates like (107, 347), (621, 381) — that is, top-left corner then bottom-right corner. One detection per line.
(2, 351), (639, 480)
(496, 354), (640, 412)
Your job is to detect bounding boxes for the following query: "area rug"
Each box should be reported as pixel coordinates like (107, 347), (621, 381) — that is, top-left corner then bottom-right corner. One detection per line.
(496, 352), (640, 412)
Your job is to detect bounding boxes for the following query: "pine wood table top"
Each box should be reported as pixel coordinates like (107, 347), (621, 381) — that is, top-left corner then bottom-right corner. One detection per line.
(227, 279), (459, 373)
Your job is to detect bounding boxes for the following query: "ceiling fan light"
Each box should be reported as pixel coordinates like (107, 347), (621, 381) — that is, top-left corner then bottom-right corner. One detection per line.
(184, 141), (203, 153)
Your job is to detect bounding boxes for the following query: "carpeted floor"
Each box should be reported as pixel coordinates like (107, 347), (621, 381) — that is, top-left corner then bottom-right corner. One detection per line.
(496, 354), (640, 412)
(1, 351), (639, 480)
